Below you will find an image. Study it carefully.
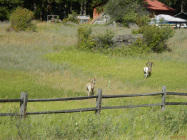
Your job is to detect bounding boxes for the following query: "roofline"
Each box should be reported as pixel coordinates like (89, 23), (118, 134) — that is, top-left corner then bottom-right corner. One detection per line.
(174, 12), (187, 17)
(93, 0), (176, 11)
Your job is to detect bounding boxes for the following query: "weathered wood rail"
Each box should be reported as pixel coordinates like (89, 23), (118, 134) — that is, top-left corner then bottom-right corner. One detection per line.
(0, 86), (186, 118)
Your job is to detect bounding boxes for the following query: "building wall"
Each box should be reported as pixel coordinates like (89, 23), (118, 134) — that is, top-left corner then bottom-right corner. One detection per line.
(93, 8), (104, 20)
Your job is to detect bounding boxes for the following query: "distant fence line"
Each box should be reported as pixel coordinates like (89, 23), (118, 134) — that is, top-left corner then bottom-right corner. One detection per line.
(0, 86), (186, 118)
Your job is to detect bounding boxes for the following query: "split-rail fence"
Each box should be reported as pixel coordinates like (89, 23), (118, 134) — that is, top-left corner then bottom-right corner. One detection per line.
(0, 86), (186, 118)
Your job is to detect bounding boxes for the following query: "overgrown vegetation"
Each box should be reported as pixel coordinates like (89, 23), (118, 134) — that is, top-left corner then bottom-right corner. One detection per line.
(0, 23), (186, 139)
(9, 7), (36, 31)
(106, 0), (149, 27)
(132, 25), (175, 53)
(77, 24), (95, 50)
(77, 24), (174, 55)
(77, 24), (114, 51)
(62, 11), (79, 24)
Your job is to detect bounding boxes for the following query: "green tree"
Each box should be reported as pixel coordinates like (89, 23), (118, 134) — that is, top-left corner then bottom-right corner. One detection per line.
(0, 0), (23, 20)
(0, 0), (111, 21)
(106, 0), (148, 26)
(158, 0), (187, 13)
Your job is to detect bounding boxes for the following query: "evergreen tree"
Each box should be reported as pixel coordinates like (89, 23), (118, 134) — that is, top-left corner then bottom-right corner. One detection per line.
(0, 0), (23, 20)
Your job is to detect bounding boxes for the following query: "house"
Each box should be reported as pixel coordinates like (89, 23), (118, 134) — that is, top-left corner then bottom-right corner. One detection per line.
(91, 0), (176, 24)
(144, 0), (176, 16)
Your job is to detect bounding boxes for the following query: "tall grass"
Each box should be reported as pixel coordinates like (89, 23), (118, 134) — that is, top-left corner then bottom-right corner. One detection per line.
(45, 49), (187, 92)
(0, 22), (186, 139)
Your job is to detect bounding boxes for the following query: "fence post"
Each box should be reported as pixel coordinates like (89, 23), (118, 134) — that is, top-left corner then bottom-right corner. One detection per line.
(161, 86), (166, 111)
(95, 89), (102, 115)
(20, 92), (28, 118)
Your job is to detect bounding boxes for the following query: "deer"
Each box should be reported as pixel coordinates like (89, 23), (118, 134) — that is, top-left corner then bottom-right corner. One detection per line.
(86, 79), (96, 96)
(143, 62), (154, 79)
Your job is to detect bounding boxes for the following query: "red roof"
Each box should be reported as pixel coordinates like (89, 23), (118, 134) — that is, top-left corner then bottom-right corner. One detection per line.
(145, 0), (176, 11)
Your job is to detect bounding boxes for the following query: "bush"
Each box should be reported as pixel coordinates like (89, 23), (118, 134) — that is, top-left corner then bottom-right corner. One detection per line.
(77, 25), (114, 52)
(63, 11), (79, 24)
(93, 30), (114, 50)
(77, 24), (174, 56)
(77, 24), (96, 50)
(9, 7), (36, 31)
(136, 15), (150, 27)
(132, 25), (174, 53)
(123, 11), (138, 27)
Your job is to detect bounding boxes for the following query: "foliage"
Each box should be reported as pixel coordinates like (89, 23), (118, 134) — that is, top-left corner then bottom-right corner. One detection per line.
(96, 5), (106, 13)
(77, 24), (114, 51)
(77, 24), (96, 50)
(77, 24), (174, 55)
(106, 0), (148, 27)
(63, 11), (79, 24)
(9, 7), (36, 31)
(136, 15), (151, 27)
(132, 25), (175, 53)
(159, 0), (187, 12)
(0, 0), (23, 20)
(0, 0), (186, 21)
(123, 11), (138, 27)
(0, 6), (9, 20)
(93, 30), (114, 49)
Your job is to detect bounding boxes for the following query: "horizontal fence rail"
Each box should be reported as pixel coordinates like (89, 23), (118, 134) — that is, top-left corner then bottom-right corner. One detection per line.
(27, 96), (98, 102)
(0, 86), (186, 118)
(166, 102), (187, 105)
(0, 99), (22, 102)
(102, 92), (163, 98)
(0, 113), (21, 116)
(27, 107), (98, 115)
(102, 103), (164, 110)
(166, 92), (187, 96)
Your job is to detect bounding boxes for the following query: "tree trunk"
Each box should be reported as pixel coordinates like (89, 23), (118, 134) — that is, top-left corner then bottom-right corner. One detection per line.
(181, 0), (184, 13)
(33, 1), (37, 12)
(64, 3), (67, 18)
(41, 2), (45, 20)
(83, 0), (87, 16)
(47, 0), (52, 15)
(80, 2), (83, 15)
(69, 0), (72, 14)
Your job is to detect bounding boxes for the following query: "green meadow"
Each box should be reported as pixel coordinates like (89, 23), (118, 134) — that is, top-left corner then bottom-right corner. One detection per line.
(0, 23), (186, 139)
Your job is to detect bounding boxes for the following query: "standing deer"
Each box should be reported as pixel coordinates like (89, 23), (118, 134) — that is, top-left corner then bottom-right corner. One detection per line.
(143, 62), (154, 79)
(86, 79), (96, 96)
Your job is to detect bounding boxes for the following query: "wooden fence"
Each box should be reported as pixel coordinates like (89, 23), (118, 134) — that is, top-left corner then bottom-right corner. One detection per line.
(0, 86), (186, 118)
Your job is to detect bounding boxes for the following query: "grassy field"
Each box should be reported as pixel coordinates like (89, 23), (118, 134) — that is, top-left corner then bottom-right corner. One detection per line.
(0, 22), (186, 139)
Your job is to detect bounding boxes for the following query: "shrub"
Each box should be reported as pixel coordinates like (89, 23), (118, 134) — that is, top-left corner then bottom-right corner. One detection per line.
(77, 25), (114, 52)
(9, 7), (36, 31)
(123, 11), (138, 27)
(63, 11), (79, 24)
(136, 15), (150, 27)
(93, 30), (114, 50)
(132, 25), (174, 53)
(77, 24), (174, 56)
(77, 24), (96, 50)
